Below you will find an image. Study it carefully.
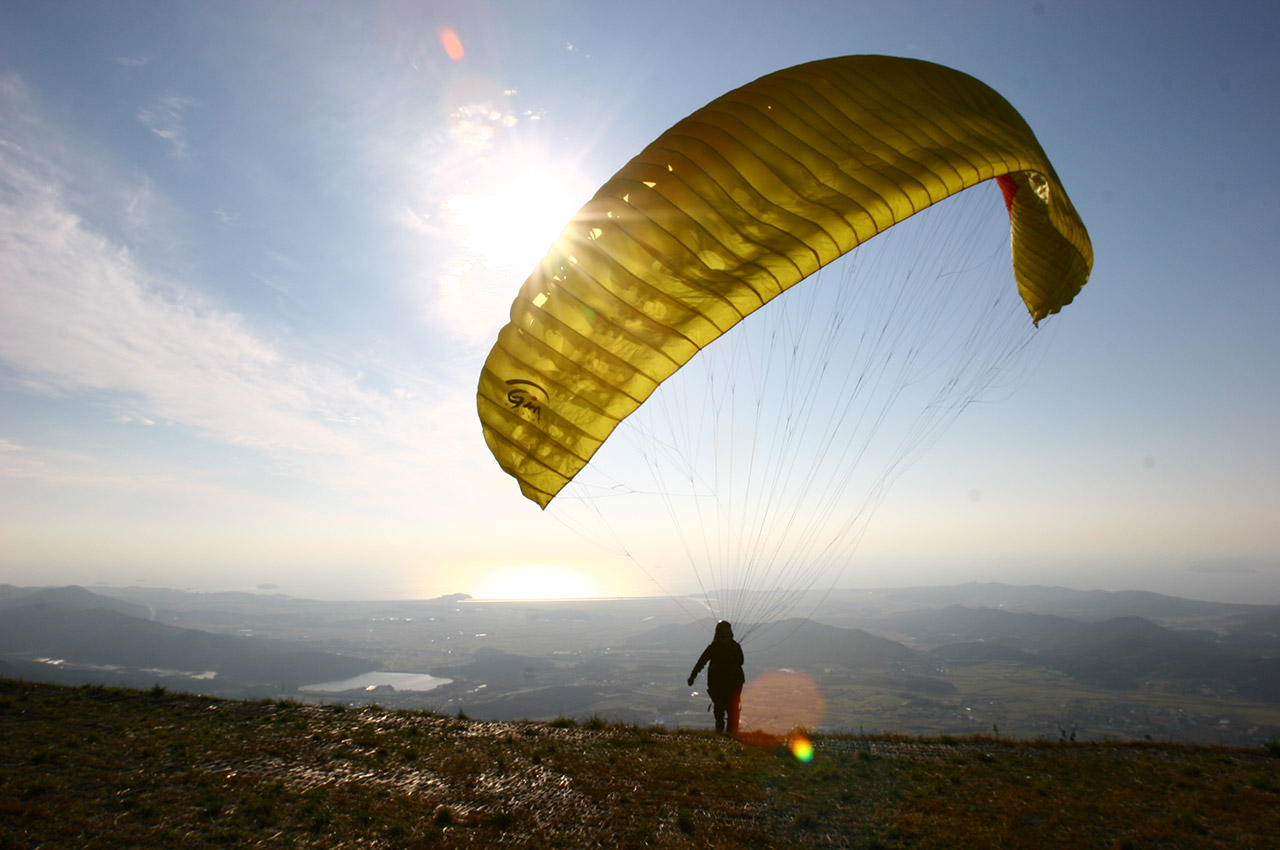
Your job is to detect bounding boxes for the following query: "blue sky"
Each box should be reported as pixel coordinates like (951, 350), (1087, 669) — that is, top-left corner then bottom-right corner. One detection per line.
(1, 1), (1277, 603)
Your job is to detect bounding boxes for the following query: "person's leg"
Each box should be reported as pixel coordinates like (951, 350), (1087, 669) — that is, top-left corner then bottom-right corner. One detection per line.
(727, 690), (741, 735)
(713, 701), (726, 733)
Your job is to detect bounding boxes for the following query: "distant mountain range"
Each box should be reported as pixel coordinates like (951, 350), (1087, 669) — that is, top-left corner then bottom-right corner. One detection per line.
(3, 583), (1278, 734)
(817, 582), (1274, 626)
(637, 618), (919, 670)
(0, 584), (152, 619)
(632, 598), (1280, 704)
(870, 603), (1280, 702)
(0, 585), (376, 695)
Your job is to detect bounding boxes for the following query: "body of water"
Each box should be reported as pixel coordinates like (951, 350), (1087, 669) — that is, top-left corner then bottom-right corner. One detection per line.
(299, 671), (452, 694)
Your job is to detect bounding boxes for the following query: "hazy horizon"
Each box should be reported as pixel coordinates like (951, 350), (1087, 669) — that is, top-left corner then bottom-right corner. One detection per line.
(8, 556), (1279, 607)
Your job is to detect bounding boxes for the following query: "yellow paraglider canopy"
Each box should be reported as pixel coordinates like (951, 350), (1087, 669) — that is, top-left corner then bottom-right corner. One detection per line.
(478, 55), (1092, 508)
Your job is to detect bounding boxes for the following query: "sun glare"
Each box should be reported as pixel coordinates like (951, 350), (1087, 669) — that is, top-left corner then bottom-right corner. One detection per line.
(476, 563), (599, 600)
(428, 85), (591, 340)
(444, 166), (584, 273)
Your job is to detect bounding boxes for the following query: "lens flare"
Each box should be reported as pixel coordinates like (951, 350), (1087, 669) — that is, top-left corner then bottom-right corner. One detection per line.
(789, 734), (814, 763)
(739, 669), (825, 735)
(439, 27), (464, 61)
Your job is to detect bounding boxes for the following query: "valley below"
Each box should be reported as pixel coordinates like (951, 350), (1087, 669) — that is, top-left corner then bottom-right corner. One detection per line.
(3, 582), (1278, 747)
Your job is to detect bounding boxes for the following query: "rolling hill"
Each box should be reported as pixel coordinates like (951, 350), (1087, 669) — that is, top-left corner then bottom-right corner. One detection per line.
(0, 586), (376, 694)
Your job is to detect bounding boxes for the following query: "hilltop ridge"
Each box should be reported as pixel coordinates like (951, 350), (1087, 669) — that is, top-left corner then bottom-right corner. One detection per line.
(3, 678), (1278, 849)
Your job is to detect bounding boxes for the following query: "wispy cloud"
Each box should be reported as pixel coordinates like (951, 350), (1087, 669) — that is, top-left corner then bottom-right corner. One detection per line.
(4, 164), (367, 460)
(0, 79), (475, 512)
(447, 100), (517, 151)
(136, 94), (198, 159)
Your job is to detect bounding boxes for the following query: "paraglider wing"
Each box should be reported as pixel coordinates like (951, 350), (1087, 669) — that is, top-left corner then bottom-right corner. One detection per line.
(477, 55), (1092, 508)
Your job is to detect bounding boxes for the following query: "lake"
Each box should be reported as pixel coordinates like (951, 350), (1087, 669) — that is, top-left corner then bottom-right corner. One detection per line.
(299, 671), (452, 694)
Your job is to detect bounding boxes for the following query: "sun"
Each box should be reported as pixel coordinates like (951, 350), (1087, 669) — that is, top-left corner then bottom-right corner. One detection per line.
(476, 563), (600, 601)
(426, 86), (593, 339)
(443, 160), (587, 275)
(433, 149), (589, 340)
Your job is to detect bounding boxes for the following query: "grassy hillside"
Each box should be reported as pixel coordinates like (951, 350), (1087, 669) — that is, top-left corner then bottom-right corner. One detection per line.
(2, 677), (1278, 849)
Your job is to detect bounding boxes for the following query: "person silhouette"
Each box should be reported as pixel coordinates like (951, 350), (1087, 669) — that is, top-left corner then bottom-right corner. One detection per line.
(687, 620), (745, 735)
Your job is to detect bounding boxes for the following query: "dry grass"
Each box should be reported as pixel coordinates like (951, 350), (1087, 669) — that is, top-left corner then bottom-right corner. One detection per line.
(2, 678), (1277, 848)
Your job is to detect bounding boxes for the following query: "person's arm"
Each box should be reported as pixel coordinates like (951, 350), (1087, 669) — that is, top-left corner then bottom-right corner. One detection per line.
(688, 645), (712, 686)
